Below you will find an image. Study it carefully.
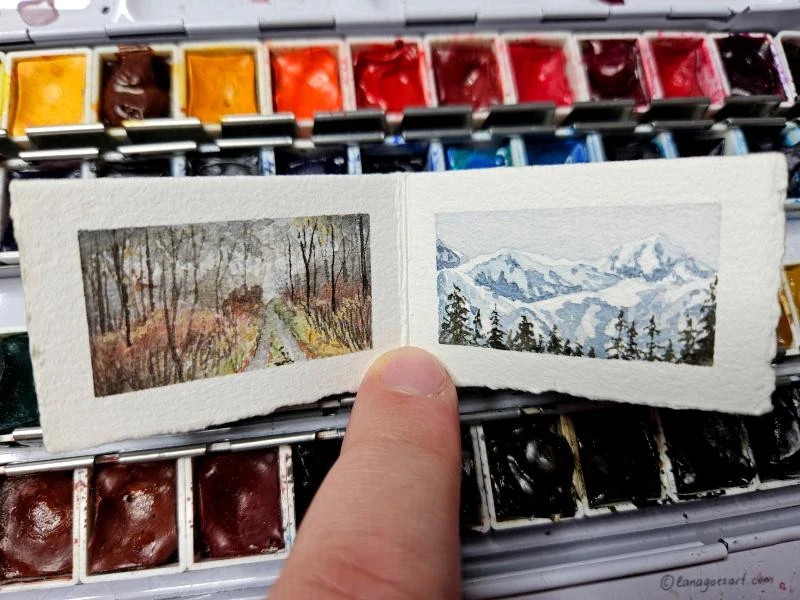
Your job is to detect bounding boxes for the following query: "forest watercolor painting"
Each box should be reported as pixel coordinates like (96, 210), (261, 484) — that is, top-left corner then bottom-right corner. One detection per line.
(79, 214), (372, 396)
(437, 204), (719, 366)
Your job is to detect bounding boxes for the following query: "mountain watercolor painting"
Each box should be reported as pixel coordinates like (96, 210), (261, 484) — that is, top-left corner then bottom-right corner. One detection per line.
(436, 204), (720, 366)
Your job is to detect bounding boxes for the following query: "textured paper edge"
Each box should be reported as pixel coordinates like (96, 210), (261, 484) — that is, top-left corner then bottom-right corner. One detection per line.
(12, 175), (403, 451)
(405, 155), (785, 416)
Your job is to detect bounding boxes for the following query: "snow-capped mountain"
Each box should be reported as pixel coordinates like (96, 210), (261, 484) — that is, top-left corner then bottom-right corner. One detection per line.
(436, 239), (462, 270)
(437, 236), (716, 357)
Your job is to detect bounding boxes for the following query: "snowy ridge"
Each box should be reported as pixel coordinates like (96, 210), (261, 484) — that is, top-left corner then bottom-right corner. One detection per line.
(437, 236), (716, 357)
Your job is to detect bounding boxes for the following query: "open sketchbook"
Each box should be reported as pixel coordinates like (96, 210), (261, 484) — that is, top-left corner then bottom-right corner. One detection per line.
(11, 154), (786, 451)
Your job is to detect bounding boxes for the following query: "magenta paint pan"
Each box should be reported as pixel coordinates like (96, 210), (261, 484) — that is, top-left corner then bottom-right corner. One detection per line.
(575, 33), (658, 110)
(711, 33), (795, 111)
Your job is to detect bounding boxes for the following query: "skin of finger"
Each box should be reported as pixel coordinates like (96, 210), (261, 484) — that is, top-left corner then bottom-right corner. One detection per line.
(270, 350), (462, 600)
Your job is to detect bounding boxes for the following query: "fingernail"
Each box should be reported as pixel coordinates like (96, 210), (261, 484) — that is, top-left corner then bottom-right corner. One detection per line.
(379, 347), (447, 398)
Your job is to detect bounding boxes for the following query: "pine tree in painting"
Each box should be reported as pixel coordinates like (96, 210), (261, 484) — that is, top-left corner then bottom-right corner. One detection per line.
(679, 315), (699, 364)
(607, 309), (626, 359)
(487, 305), (507, 349)
(440, 284), (471, 345)
(624, 321), (639, 360)
(547, 325), (563, 355)
(644, 315), (660, 361)
(663, 339), (676, 363)
(573, 342), (584, 357)
(472, 309), (484, 347)
(587, 346), (597, 358)
(511, 315), (536, 352)
(692, 276), (717, 366)
(563, 338), (574, 356)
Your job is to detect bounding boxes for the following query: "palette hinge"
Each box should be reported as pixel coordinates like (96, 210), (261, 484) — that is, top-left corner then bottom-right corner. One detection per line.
(99, 444), (208, 465)
(0, 455), (94, 475)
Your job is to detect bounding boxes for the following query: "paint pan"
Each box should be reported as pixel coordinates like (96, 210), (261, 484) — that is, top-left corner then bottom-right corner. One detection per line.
(0, 467), (80, 592)
(179, 42), (270, 131)
(186, 445), (293, 570)
(96, 154), (184, 178)
(426, 34), (512, 120)
(711, 33), (795, 110)
(274, 141), (352, 175)
(0, 334), (39, 434)
(291, 438), (342, 526)
(784, 264), (800, 327)
(523, 131), (603, 165)
(575, 34), (658, 110)
(443, 132), (521, 171)
(740, 122), (800, 198)
(777, 32), (800, 102)
(1, 158), (90, 264)
(746, 385), (800, 485)
(777, 289), (796, 353)
(2, 49), (93, 141)
(670, 126), (748, 157)
(501, 33), (588, 120)
(644, 32), (726, 112)
(477, 415), (584, 530)
(658, 409), (758, 500)
(268, 39), (353, 131)
(348, 36), (433, 126)
(568, 406), (665, 512)
(461, 426), (490, 534)
(359, 139), (444, 173)
(601, 131), (677, 161)
(188, 147), (264, 176)
(79, 457), (188, 582)
(92, 45), (178, 134)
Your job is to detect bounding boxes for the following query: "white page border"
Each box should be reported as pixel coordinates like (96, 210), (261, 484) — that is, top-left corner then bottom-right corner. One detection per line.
(406, 155), (786, 415)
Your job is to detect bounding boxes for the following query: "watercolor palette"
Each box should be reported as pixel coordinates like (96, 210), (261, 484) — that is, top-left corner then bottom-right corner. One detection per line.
(0, 30), (793, 147)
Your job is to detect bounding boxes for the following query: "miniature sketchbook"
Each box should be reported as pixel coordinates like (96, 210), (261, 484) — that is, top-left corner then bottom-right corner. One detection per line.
(11, 154), (785, 451)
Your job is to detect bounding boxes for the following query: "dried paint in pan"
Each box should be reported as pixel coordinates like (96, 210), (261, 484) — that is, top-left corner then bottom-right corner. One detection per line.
(352, 41), (428, 113)
(460, 428), (484, 531)
(602, 134), (665, 161)
(672, 131), (727, 157)
(445, 144), (511, 170)
(660, 409), (756, 499)
(88, 461), (178, 574)
(777, 290), (794, 350)
(0, 334), (39, 434)
(715, 34), (785, 98)
(746, 386), (800, 482)
(570, 406), (662, 508)
(360, 143), (429, 173)
(507, 40), (573, 106)
(185, 50), (258, 123)
(741, 125), (800, 197)
(271, 47), (342, 120)
(0, 471), (73, 582)
(96, 157), (174, 178)
(580, 39), (649, 105)
(483, 416), (577, 522)
(9, 54), (87, 137)
(525, 136), (589, 165)
(101, 47), (170, 127)
(274, 148), (348, 175)
(291, 439), (342, 525)
(786, 264), (800, 314)
(194, 449), (284, 559)
(189, 150), (261, 177)
(650, 37), (723, 102)
(2, 161), (84, 253)
(431, 43), (503, 111)
(781, 39), (800, 91)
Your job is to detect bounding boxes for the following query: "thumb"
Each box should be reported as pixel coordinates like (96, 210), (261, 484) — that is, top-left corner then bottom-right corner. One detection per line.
(271, 347), (461, 600)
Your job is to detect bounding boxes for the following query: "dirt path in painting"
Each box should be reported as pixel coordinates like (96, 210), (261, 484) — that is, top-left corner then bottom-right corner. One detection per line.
(246, 303), (303, 371)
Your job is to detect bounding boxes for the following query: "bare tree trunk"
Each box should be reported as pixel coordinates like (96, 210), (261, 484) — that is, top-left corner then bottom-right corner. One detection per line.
(138, 238), (147, 321)
(329, 224), (337, 313)
(297, 219), (318, 306)
(93, 249), (107, 334)
(242, 222), (250, 288)
(358, 215), (369, 298)
(286, 234), (294, 302)
(161, 269), (184, 382)
(110, 235), (132, 347)
(145, 229), (155, 314)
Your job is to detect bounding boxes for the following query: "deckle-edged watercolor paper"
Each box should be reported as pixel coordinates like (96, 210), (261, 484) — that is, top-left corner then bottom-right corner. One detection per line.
(11, 154), (785, 451)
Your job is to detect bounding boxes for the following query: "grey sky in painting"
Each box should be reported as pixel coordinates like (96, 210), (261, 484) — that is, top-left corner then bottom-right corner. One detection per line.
(436, 203), (720, 268)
